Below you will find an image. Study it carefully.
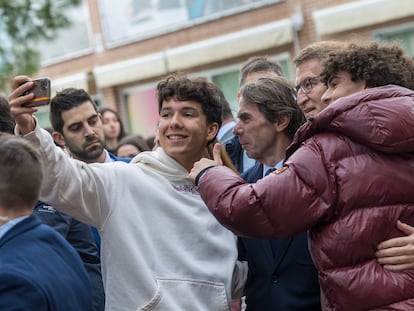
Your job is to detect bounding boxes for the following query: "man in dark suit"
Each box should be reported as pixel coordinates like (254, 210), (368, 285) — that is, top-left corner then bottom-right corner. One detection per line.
(0, 133), (92, 310)
(226, 56), (282, 173)
(234, 76), (321, 310)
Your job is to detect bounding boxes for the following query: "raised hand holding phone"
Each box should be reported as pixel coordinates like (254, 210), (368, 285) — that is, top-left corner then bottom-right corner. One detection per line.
(8, 76), (43, 134)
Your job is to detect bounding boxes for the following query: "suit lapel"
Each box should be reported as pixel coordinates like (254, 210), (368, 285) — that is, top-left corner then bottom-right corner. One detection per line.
(241, 162), (263, 182)
(243, 163), (280, 267)
(242, 164), (294, 272)
(270, 238), (293, 274)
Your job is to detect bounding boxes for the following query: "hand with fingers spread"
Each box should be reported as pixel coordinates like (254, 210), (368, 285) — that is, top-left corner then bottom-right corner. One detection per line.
(376, 220), (414, 271)
(189, 142), (223, 185)
(8, 75), (38, 135)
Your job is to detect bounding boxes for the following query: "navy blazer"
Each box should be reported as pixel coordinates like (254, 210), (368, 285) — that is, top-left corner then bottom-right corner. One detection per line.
(239, 162), (321, 311)
(0, 215), (92, 310)
(34, 201), (104, 311)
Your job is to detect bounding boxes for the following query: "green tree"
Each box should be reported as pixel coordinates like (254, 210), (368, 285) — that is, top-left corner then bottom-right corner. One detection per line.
(0, 0), (81, 91)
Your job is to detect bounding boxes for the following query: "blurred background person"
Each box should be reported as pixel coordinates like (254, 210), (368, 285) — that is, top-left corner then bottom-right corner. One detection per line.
(99, 107), (127, 153)
(116, 134), (150, 158)
(145, 134), (156, 150)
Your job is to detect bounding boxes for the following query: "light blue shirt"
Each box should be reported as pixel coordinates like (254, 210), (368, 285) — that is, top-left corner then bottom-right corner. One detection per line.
(0, 215), (30, 240)
(263, 159), (284, 178)
(217, 121), (236, 142)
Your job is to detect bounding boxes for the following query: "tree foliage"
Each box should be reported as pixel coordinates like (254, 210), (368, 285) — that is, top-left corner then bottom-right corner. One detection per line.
(0, 0), (81, 91)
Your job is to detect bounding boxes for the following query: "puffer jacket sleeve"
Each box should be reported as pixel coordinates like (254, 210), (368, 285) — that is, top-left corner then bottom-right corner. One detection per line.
(197, 138), (336, 239)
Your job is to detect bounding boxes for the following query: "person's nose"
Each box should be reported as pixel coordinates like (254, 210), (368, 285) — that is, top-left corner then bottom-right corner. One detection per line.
(233, 121), (242, 135)
(84, 124), (95, 137)
(296, 92), (307, 110)
(321, 89), (331, 106)
(169, 112), (183, 128)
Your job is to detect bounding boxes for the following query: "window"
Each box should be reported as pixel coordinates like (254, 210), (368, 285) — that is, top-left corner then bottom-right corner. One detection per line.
(36, 0), (93, 65)
(373, 23), (414, 57)
(98, 0), (282, 47)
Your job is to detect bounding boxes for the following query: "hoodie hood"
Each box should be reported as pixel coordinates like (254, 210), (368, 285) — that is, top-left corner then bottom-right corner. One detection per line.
(131, 147), (189, 182)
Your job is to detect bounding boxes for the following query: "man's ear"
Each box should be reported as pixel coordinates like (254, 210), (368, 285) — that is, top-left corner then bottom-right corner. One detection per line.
(52, 131), (65, 148)
(275, 115), (290, 133)
(206, 122), (219, 141)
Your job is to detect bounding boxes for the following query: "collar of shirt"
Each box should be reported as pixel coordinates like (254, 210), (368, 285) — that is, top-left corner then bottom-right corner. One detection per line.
(263, 159), (284, 177)
(104, 149), (115, 163)
(0, 215), (30, 240)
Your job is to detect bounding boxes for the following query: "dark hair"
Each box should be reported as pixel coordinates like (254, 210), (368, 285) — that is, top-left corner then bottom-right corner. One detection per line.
(116, 134), (150, 155)
(239, 56), (283, 86)
(156, 74), (222, 129)
(99, 107), (127, 140)
(239, 76), (306, 139)
(0, 133), (43, 208)
(50, 88), (96, 133)
(292, 40), (347, 67)
(217, 88), (233, 122)
(145, 135), (156, 150)
(320, 41), (414, 90)
(0, 96), (15, 134)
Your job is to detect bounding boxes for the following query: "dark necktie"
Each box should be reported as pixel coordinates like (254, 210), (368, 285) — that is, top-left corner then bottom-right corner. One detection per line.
(265, 167), (276, 176)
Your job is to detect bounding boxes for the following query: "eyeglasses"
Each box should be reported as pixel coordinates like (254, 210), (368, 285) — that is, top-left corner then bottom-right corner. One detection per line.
(295, 77), (320, 95)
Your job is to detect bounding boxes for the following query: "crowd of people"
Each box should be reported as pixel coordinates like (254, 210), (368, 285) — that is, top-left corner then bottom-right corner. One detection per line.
(1, 39), (414, 311)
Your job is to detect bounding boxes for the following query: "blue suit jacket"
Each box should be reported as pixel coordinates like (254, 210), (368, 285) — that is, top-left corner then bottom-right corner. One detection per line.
(0, 215), (92, 310)
(239, 162), (321, 311)
(34, 201), (104, 311)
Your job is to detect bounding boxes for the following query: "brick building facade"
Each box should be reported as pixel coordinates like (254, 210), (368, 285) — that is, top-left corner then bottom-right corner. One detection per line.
(34, 0), (414, 138)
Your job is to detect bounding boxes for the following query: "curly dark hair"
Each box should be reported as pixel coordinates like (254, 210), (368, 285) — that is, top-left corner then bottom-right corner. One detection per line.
(320, 42), (414, 90)
(156, 74), (222, 129)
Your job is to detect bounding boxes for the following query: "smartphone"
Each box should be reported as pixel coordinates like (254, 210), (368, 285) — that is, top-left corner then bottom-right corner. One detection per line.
(22, 77), (51, 108)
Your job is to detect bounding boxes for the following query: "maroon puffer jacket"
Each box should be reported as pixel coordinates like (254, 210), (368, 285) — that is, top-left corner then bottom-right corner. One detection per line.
(197, 85), (414, 310)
